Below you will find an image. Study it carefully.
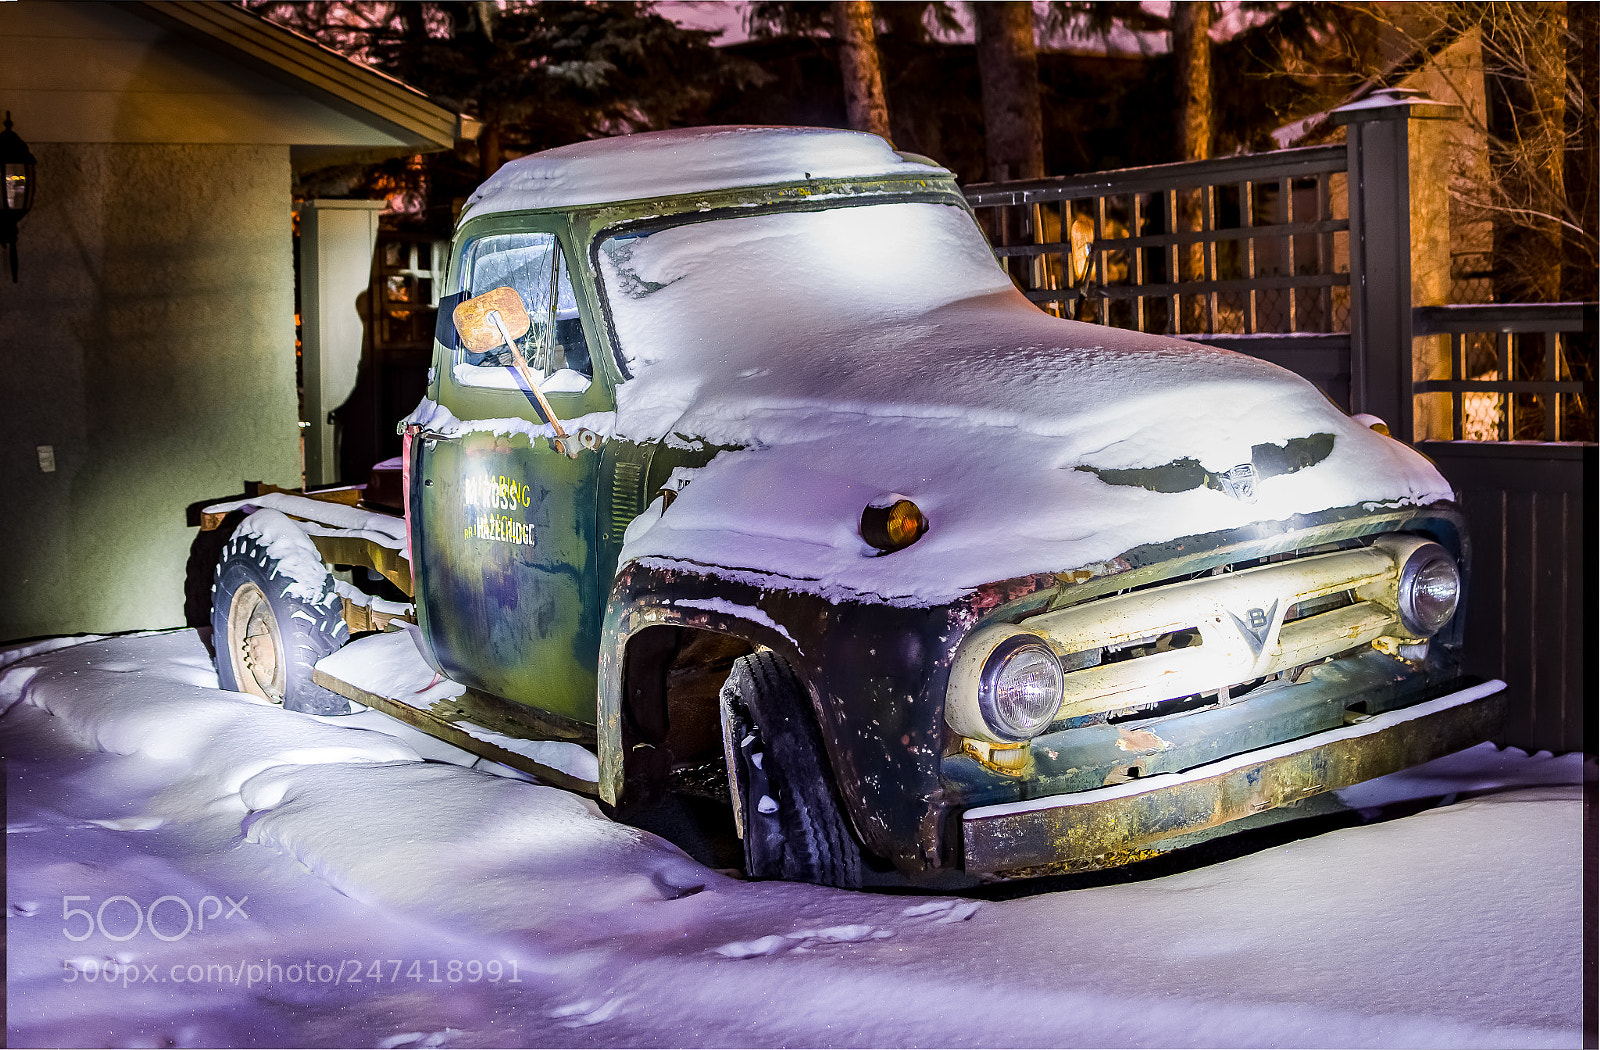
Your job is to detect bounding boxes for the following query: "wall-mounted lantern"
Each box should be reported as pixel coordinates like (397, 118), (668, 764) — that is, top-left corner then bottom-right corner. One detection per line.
(1, 112), (37, 283)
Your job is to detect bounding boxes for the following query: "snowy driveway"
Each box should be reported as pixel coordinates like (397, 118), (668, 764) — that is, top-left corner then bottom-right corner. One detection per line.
(3, 630), (1585, 1048)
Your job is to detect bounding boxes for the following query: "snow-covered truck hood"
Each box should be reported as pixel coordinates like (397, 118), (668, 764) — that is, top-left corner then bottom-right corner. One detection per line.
(601, 200), (1451, 608)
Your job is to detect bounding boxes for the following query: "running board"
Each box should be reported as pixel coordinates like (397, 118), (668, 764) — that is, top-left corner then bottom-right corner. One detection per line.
(311, 629), (601, 797)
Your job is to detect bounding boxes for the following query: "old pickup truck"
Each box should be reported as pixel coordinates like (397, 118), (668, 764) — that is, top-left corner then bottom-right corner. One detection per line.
(202, 126), (1505, 888)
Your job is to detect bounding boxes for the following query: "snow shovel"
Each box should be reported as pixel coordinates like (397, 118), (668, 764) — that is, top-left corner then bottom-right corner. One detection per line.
(453, 286), (581, 457)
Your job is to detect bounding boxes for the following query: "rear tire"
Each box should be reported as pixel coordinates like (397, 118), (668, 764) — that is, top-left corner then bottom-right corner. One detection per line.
(719, 651), (863, 888)
(211, 528), (350, 715)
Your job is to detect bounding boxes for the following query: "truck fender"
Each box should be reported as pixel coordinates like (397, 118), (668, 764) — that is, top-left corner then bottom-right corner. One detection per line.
(596, 566), (806, 808)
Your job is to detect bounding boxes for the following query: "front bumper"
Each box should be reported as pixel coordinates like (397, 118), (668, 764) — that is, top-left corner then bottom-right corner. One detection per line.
(961, 679), (1506, 877)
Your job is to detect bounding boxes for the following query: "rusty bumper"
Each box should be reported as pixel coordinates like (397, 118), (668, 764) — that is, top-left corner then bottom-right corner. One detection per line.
(961, 679), (1506, 877)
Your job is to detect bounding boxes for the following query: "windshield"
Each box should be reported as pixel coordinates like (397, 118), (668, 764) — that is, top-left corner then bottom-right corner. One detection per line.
(450, 231), (592, 391)
(594, 201), (1013, 379)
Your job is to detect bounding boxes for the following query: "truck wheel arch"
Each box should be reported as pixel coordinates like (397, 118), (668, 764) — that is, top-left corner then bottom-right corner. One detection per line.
(607, 612), (869, 887)
(610, 616), (769, 809)
(600, 596), (824, 794)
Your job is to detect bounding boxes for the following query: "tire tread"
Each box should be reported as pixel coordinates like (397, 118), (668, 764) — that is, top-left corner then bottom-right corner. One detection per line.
(726, 651), (863, 888)
(211, 529), (349, 715)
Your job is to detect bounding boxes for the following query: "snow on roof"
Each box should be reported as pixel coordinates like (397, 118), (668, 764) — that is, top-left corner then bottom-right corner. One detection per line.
(460, 126), (949, 219)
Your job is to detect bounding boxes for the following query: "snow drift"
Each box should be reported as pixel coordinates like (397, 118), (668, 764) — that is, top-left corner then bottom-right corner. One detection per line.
(4, 631), (1584, 1048)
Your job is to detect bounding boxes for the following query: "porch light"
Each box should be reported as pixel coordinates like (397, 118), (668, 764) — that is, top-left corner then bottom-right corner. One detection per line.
(1, 112), (37, 282)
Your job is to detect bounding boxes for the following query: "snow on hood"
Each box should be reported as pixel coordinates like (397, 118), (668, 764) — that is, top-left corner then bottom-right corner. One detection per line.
(598, 200), (1452, 607)
(461, 126), (943, 220)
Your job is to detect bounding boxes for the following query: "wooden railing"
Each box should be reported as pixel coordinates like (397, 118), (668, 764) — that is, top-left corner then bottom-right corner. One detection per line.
(1413, 303), (1598, 443)
(964, 145), (1352, 338)
(963, 99), (1595, 754)
(965, 146), (1357, 409)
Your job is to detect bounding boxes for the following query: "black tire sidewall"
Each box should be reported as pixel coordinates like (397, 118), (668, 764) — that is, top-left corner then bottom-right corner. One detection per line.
(211, 528), (350, 715)
(724, 651), (863, 888)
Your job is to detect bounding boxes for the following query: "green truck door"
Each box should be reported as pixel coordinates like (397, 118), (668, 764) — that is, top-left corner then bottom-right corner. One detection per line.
(413, 231), (605, 726)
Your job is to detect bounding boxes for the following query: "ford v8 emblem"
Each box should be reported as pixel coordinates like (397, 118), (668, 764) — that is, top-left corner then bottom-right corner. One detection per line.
(1215, 463), (1257, 503)
(1227, 599), (1279, 658)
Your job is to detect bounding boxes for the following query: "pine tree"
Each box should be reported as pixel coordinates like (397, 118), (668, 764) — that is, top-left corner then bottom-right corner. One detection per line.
(245, 1), (764, 187)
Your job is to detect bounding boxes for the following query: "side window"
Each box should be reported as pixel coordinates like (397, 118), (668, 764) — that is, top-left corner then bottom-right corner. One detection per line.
(453, 232), (593, 393)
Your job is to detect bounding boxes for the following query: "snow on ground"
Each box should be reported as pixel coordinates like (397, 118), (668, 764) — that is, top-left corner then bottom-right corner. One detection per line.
(4, 630), (1586, 1048)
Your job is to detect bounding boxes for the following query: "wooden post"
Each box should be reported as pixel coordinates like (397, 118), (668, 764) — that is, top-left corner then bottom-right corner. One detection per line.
(1334, 89), (1461, 443)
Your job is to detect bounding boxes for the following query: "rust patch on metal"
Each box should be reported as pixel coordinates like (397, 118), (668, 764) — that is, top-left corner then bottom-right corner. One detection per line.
(1101, 762), (1147, 786)
(452, 285), (531, 353)
(1115, 728), (1172, 753)
(1055, 557), (1134, 588)
(962, 572), (1063, 620)
(988, 846), (1165, 881)
(960, 737), (1030, 777)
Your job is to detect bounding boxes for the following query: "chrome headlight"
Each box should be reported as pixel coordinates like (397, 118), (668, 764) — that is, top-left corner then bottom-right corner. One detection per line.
(1396, 542), (1460, 636)
(977, 635), (1064, 741)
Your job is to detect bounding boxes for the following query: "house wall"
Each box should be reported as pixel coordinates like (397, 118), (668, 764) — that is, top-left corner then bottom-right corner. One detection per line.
(0, 142), (301, 640)
(0, 0), (445, 641)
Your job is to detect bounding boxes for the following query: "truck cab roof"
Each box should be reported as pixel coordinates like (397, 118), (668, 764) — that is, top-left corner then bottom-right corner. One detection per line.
(459, 126), (951, 220)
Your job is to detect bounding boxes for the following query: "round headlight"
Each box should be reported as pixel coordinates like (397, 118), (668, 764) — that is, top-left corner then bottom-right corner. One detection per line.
(1397, 543), (1460, 636)
(861, 497), (927, 553)
(978, 636), (1063, 741)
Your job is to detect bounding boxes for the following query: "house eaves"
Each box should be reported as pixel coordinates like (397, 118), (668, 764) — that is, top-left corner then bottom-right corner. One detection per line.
(129, 0), (478, 153)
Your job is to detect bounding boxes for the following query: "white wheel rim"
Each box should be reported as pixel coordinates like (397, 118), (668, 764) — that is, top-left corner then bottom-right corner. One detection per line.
(227, 581), (286, 702)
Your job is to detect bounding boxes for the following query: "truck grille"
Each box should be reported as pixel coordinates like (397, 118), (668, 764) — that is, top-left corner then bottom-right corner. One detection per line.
(1026, 545), (1403, 723)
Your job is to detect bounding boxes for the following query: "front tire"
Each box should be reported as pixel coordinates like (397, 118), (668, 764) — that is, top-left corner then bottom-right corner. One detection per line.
(719, 651), (862, 888)
(211, 526), (350, 715)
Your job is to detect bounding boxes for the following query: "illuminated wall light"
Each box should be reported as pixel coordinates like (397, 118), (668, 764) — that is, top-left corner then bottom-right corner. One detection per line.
(0, 112), (36, 283)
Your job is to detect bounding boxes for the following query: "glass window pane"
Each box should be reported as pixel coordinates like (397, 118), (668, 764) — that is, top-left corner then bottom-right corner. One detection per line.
(452, 231), (592, 391)
(461, 231), (557, 307)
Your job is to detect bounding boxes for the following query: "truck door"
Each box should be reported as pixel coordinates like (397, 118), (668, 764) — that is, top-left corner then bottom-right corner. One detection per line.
(411, 229), (607, 727)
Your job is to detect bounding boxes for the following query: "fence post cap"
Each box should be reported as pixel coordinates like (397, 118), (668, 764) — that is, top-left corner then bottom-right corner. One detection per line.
(1331, 87), (1462, 125)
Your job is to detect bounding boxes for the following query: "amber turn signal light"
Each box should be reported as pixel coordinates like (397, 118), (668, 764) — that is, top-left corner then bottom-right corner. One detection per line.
(861, 498), (927, 553)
